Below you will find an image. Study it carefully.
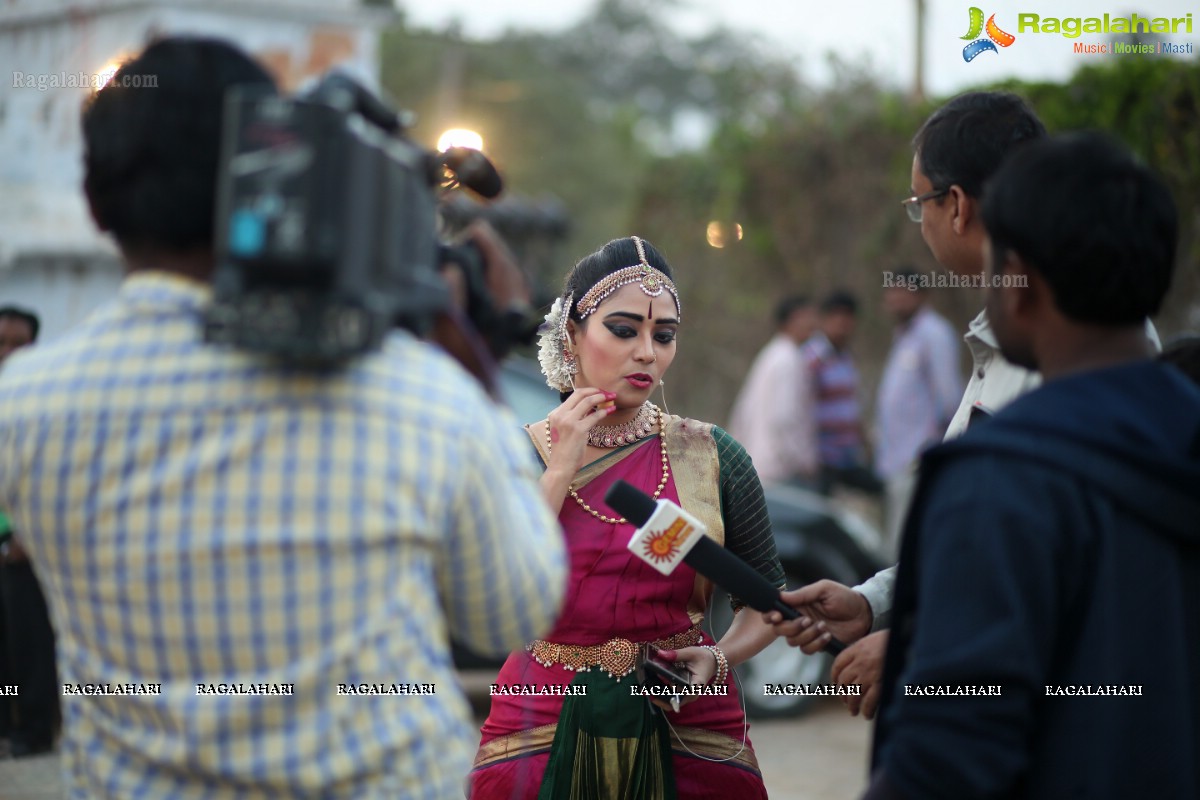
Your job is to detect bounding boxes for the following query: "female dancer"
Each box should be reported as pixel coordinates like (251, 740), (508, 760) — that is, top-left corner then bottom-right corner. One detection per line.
(470, 236), (783, 799)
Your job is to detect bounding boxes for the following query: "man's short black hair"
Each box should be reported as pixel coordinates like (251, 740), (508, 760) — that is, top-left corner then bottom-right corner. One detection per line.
(982, 132), (1177, 326)
(775, 295), (811, 327)
(820, 290), (858, 316)
(0, 306), (40, 341)
(914, 91), (1046, 198)
(82, 37), (275, 253)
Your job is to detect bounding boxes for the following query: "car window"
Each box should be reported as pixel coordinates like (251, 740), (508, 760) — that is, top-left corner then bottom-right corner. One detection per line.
(499, 358), (559, 423)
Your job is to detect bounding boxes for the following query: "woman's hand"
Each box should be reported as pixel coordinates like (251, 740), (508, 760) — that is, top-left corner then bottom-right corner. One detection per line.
(539, 388), (616, 511)
(658, 646), (718, 685)
(545, 387), (615, 472)
(646, 646), (718, 712)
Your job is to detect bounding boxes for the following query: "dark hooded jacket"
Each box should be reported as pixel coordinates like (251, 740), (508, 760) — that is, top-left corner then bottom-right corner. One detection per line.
(868, 360), (1200, 800)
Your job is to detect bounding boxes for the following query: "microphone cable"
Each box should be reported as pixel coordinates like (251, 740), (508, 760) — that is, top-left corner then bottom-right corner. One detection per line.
(655, 616), (750, 764)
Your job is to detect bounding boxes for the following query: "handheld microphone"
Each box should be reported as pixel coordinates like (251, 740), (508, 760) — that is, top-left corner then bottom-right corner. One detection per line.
(605, 480), (845, 656)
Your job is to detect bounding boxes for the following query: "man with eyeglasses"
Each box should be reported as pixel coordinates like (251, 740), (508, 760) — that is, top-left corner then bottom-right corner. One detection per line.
(900, 190), (943, 222)
(899, 92), (1057, 441)
(873, 130), (1197, 799)
(764, 91), (1160, 718)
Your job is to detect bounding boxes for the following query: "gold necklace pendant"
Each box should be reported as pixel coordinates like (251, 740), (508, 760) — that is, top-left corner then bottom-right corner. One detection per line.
(587, 401), (656, 448)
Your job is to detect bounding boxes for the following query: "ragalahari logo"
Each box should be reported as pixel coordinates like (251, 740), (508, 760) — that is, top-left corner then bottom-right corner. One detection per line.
(962, 7), (1017, 61)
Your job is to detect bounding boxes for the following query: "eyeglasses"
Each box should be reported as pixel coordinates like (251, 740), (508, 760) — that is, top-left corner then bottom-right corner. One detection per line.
(901, 188), (948, 223)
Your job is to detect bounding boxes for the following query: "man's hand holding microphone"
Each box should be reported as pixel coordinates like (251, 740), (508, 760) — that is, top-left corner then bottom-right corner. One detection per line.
(763, 580), (889, 719)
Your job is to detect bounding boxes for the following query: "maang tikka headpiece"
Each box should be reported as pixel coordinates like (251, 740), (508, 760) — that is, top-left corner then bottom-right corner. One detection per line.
(574, 236), (681, 321)
(537, 236), (681, 392)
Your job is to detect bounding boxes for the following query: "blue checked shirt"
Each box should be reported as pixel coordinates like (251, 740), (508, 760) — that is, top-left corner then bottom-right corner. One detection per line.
(0, 272), (567, 799)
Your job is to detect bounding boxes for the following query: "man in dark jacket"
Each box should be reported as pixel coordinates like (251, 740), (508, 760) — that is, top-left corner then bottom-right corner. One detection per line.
(864, 132), (1200, 799)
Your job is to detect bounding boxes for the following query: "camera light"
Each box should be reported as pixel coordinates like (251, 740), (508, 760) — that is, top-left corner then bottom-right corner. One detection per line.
(437, 128), (484, 153)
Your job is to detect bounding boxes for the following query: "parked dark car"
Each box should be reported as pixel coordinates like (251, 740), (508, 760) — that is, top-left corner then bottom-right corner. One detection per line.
(453, 358), (887, 718)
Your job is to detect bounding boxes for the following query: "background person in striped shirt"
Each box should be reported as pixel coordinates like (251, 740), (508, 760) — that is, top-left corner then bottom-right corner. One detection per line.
(874, 270), (963, 558)
(803, 290), (884, 496)
(0, 37), (567, 799)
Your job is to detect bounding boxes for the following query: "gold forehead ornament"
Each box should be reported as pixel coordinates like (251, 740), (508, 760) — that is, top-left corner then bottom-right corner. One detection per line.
(574, 236), (681, 320)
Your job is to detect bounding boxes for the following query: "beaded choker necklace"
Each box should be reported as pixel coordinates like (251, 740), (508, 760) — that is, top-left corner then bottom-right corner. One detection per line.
(587, 401), (656, 448)
(545, 404), (670, 525)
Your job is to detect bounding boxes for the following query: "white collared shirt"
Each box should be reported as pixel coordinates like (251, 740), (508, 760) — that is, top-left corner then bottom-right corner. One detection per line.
(855, 310), (1161, 629)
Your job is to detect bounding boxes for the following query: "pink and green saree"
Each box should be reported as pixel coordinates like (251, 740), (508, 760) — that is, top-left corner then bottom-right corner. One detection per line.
(469, 416), (780, 799)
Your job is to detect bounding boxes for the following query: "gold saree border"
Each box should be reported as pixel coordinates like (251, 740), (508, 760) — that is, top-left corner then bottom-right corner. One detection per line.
(473, 723), (558, 770)
(669, 725), (761, 774)
(662, 416), (723, 546)
(662, 416), (724, 625)
(472, 723), (760, 776)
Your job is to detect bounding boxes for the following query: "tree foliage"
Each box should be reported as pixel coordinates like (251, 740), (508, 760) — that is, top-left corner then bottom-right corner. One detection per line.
(380, 5), (1199, 424)
(633, 58), (1200, 422)
(379, 0), (811, 294)
(997, 59), (1200, 334)
(379, 23), (646, 285)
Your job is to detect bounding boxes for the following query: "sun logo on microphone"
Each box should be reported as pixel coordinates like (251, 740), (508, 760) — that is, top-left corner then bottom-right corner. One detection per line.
(961, 7), (1016, 62)
(642, 518), (692, 564)
(643, 532), (681, 564)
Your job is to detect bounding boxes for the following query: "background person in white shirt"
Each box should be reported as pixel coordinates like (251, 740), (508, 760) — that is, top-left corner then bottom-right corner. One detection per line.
(728, 296), (819, 486)
(874, 268), (963, 557)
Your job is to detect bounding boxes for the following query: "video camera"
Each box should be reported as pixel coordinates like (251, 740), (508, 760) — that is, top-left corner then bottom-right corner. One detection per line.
(204, 73), (535, 365)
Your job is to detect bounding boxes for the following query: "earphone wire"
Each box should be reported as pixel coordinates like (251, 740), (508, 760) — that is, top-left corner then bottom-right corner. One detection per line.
(658, 613), (750, 764)
(660, 665), (749, 764)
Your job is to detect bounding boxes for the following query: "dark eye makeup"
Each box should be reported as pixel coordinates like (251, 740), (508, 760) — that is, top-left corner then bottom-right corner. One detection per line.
(604, 323), (636, 339)
(603, 323), (678, 344)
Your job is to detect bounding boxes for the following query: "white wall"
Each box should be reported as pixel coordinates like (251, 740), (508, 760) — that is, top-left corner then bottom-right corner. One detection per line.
(0, 0), (390, 340)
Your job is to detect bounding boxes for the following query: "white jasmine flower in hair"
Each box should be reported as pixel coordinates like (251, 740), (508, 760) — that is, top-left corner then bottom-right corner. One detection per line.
(537, 295), (574, 392)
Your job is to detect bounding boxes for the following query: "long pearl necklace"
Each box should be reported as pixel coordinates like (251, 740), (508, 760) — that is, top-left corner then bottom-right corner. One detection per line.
(546, 404), (671, 525)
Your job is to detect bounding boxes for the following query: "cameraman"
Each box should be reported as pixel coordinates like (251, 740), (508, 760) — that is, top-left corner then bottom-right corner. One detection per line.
(0, 37), (567, 798)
